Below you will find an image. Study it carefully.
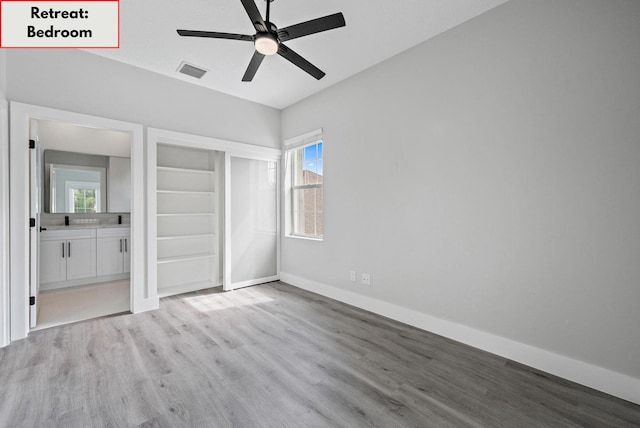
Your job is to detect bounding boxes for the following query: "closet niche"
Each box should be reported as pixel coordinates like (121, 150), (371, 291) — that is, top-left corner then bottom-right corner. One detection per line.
(149, 129), (281, 299)
(155, 144), (221, 297)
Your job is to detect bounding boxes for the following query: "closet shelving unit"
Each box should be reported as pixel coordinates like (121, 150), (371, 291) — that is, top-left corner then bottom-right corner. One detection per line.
(155, 145), (220, 297)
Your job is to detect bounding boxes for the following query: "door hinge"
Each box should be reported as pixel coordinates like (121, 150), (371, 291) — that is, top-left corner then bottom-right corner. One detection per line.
(29, 296), (35, 306)
(28, 140), (35, 149)
(29, 218), (36, 228)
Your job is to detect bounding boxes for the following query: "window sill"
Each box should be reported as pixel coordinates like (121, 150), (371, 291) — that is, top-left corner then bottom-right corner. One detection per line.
(286, 234), (323, 242)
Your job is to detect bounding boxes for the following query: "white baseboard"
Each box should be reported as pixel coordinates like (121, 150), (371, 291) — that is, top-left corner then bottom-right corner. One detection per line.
(132, 296), (159, 313)
(40, 273), (130, 291)
(280, 272), (640, 405)
(229, 275), (279, 291)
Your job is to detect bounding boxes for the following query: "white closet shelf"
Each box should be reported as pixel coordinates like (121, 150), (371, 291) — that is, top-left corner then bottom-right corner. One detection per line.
(157, 253), (215, 265)
(157, 213), (216, 217)
(157, 190), (215, 195)
(157, 234), (215, 241)
(157, 166), (215, 175)
(155, 144), (219, 298)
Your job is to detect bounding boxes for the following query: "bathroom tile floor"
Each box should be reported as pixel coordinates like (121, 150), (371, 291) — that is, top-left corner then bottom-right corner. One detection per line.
(33, 280), (130, 331)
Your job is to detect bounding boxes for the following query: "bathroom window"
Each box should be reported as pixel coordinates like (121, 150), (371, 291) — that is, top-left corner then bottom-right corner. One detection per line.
(66, 181), (101, 213)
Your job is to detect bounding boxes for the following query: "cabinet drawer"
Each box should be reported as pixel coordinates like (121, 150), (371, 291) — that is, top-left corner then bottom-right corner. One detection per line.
(97, 227), (131, 238)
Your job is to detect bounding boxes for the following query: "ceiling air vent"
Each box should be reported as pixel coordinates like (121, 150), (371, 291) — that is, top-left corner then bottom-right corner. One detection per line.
(177, 61), (208, 79)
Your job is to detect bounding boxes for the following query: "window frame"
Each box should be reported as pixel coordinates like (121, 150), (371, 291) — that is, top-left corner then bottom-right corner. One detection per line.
(285, 129), (324, 241)
(64, 180), (101, 213)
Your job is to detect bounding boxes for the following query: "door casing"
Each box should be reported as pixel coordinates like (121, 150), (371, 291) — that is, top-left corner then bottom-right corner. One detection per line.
(8, 102), (154, 342)
(0, 95), (9, 347)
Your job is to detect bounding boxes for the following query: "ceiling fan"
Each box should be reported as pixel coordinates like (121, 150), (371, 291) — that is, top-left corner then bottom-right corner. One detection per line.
(177, 0), (346, 81)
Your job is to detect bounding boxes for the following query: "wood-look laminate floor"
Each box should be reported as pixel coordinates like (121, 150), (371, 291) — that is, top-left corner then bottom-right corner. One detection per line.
(1, 281), (638, 427)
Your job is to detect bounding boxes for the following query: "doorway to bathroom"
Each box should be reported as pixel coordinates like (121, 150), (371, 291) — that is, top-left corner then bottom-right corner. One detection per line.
(31, 119), (132, 330)
(8, 102), (150, 343)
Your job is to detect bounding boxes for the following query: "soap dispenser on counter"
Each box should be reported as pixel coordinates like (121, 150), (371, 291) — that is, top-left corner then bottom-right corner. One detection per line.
(64, 215), (70, 226)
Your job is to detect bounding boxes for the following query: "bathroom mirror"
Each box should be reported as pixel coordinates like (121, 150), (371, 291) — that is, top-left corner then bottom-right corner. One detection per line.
(43, 150), (131, 213)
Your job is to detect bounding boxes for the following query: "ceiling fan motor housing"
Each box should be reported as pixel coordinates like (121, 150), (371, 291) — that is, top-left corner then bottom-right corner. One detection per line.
(254, 21), (279, 55)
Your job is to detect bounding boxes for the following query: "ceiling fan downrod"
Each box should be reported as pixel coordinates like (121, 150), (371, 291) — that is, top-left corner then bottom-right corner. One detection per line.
(265, 0), (272, 24)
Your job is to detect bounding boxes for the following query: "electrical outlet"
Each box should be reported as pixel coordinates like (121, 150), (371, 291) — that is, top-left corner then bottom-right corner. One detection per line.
(350, 271), (356, 281)
(361, 273), (371, 285)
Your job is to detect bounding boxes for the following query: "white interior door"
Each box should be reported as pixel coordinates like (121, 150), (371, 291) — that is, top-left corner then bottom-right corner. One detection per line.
(29, 121), (40, 328)
(225, 155), (279, 290)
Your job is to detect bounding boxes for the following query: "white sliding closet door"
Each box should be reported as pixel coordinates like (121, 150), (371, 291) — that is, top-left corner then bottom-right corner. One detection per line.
(227, 156), (278, 289)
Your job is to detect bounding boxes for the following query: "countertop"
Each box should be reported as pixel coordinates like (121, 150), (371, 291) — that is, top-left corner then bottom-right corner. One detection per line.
(42, 224), (130, 230)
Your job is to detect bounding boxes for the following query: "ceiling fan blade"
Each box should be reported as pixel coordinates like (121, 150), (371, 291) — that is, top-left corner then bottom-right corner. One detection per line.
(242, 51), (265, 82)
(277, 44), (325, 80)
(277, 12), (345, 42)
(240, 0), (267, 32)
(177, 30), (253, 41)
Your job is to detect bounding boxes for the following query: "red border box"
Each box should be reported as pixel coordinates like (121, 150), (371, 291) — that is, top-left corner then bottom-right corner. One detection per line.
(0, 0), (120, 48)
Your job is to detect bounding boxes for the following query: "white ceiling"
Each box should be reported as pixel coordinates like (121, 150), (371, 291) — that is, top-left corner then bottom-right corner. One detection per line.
(86, 0), (509, 109)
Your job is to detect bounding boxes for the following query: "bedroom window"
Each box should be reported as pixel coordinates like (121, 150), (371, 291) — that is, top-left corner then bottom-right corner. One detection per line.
(286, 130), (323, 240)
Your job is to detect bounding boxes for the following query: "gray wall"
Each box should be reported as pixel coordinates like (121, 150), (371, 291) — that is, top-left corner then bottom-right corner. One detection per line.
(5, 49), (280, 148)
(38, 119), (131, 158)
(0, 50), (6, 96)
(281, 0), (640, 378)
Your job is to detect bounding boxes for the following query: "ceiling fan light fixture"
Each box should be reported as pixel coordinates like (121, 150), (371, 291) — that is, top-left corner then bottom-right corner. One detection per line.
(255, 34), (279, 55)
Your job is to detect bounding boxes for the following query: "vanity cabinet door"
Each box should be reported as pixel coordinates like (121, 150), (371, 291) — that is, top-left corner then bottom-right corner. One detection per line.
(97, 236), (124, 276)
(66, 238), (97, 281)
(40, 239), (67, 284)
(123, 237), (131, 274)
